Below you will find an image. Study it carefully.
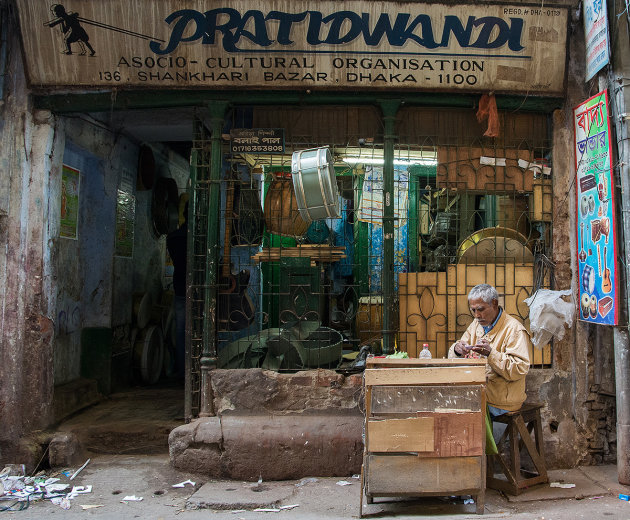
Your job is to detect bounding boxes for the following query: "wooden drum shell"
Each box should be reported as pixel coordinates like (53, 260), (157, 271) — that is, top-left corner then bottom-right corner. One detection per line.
(264, 179), (309, 237)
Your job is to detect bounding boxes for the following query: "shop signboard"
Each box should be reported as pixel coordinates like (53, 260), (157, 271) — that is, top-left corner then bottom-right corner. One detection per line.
(583, 0), (610, 81)
(16, 1), (568, 94)
(230, 129), (284, 154)
(573, 91), (618, 325)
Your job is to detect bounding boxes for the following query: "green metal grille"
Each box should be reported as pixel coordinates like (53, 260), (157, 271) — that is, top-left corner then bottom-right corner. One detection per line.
(186, 104), (553, 416)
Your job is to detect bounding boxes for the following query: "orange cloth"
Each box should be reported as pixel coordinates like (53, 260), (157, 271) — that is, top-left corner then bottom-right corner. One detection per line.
(476, 93), (500, 137)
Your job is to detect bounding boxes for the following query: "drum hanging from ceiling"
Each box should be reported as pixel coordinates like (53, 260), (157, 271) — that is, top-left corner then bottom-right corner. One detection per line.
(263, 178), (309, 237)
(291, 147), (341, 223)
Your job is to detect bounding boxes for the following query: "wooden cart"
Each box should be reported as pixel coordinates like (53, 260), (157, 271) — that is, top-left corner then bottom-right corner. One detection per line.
(360, 357), (487, 516)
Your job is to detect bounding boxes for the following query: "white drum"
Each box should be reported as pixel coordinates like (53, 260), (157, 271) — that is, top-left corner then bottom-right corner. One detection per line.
(291, 147), (340, 223)
(581, 264), (595, 294)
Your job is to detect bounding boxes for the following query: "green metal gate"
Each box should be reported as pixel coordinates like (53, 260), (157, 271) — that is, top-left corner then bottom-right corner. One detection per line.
(186, 103), (553, 419)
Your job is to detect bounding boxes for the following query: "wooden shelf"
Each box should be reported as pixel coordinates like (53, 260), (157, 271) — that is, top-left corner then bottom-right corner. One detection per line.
(251, 245), (346, 265)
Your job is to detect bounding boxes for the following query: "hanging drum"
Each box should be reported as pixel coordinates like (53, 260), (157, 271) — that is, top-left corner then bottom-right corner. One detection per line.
(291, 147), (341, 223)
(264, 178), (309, 237)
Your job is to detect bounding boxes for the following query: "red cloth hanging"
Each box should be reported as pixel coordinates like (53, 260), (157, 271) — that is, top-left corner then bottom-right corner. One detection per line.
(476, 93), (500, 138)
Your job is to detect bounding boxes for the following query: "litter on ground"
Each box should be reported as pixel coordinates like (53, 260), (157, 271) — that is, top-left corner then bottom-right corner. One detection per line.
(121, 495), (144, 502)
(172, 479), (196, 488)
(70, 459), (90, 481)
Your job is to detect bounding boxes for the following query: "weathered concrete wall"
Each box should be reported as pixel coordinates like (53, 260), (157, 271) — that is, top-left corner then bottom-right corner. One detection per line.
(528, 6), (617, 468)
(50, 121), (127, 385)
(585, 326), (616, 464)
(52, 132), (118, 384)
(0, 13), (190, 462)
(49, 117), (188, 387)
(0, 19), (57, 464)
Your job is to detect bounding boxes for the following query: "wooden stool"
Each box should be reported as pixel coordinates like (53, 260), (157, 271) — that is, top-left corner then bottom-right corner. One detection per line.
(487, 403), (548, 495)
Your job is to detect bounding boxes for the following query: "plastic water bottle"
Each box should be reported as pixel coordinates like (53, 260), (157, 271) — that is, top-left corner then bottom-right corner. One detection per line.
(419, 343), (432, 359)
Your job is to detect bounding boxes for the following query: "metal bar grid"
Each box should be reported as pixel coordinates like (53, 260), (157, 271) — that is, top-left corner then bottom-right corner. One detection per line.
(186, 116), (214, 419)
(185, 105), (553, 401)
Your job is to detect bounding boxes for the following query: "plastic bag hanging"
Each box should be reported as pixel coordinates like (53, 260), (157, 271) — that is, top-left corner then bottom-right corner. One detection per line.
(523, 289), (574, 349)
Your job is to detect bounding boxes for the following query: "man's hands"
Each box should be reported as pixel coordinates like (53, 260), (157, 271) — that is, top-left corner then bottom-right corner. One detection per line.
(454, 341), (471, 357)
(471, 338), (492, 357)
(454, 338), (492, 357)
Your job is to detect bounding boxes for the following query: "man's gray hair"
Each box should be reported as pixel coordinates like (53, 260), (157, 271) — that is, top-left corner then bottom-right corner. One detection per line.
(468, 284), (499, 304)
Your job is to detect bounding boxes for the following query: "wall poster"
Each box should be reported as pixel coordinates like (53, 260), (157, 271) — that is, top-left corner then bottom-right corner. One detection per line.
(115, 168), (136, 257)
(574, 90), (618, 325)
(60, 164), (80, 239)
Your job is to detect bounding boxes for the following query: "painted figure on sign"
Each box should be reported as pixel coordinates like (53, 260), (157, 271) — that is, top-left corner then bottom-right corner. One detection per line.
(44, 4), (95, 56)
(448, 284), (531, 437)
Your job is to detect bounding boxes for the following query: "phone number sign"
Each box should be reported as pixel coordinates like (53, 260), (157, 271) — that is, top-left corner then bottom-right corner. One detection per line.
(230, 129), (284, 154)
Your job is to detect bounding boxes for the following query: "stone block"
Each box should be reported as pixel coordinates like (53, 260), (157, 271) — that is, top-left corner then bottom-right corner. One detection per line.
(48, 432), (86, 468)
(346, 374), (363, 386)
(170, 419), (223, 473)
(210, 369), (361, 415)
(171, 446), (223, 474)
(169, 414), (364, 481)
(168, 421), (198, 453)
(221, 414), (363, 481)
(193, 418), (222, 445)
(313, 371), (344, 387)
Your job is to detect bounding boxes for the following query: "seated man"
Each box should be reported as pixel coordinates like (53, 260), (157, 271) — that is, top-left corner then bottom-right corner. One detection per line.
(448, 284), (531, 423)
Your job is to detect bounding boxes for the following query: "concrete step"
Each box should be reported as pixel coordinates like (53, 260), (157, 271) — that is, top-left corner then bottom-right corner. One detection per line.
(54, 384), (184, 457)
(53, 377), (101, 423)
